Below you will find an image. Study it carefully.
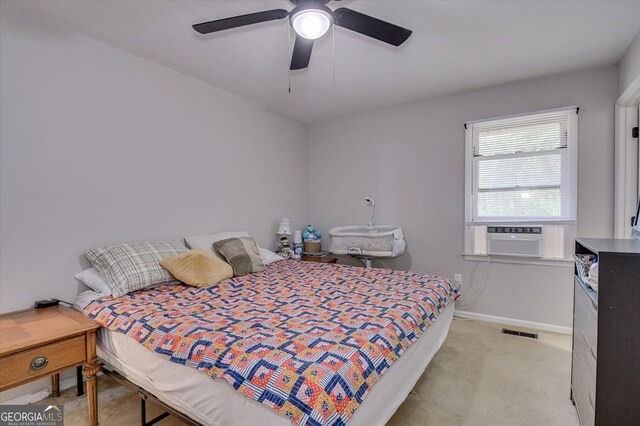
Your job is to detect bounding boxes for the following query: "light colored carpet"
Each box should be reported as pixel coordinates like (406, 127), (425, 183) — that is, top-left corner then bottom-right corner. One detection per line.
(40, 318), (580, 425)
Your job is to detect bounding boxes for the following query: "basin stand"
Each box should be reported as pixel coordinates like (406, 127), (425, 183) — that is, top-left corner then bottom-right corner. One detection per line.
(350, 255), (373, 268)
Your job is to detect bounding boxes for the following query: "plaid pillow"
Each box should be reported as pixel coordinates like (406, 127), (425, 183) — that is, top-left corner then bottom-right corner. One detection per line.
(86, 240), (187, 297)
(213, 237), (265, 276)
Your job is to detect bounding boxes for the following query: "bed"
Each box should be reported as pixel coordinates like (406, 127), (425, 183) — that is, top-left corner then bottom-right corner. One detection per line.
(75, 260), (458, 426)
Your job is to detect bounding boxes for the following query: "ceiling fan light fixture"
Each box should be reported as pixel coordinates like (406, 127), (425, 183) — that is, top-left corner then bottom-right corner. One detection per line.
(291, 9), (332, 40)
(192, 1), (413, 71)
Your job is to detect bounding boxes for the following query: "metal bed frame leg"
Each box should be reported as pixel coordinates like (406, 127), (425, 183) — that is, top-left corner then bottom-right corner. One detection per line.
(141, 396), (145, 426)
(139, 393), (170, 426)
(102, 364), (201, 426)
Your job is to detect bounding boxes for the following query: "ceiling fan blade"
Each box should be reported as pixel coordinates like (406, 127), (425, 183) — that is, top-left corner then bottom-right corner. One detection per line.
(333, 7), (412, 47)
(193, 9), (289, 34)
(290, 35), (314, 70)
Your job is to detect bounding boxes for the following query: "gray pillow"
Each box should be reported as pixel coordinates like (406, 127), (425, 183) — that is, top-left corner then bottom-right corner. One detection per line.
(85, 240), (187, 297)
(184, 231), (250, 259)
(213, 237), (265, 276)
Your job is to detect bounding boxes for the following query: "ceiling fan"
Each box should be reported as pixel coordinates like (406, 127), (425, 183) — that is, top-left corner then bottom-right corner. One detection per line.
(192, 0), (412, 70)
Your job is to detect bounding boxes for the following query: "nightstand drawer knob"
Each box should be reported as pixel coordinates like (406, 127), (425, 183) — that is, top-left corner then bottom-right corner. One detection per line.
(30, 356), (48, 370)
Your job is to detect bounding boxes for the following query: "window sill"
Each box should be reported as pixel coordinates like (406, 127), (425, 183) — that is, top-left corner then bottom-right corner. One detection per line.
(462, 253), (573, 267)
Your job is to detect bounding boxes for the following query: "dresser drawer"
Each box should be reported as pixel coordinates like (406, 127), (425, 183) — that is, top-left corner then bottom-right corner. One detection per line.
(573, 321), (596, 409)
(574, 278), (597, 355)
(0, 336), (85, 390)
(573, 354), (595, 426)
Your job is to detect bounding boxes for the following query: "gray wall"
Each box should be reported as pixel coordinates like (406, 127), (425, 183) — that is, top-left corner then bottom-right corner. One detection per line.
(308, 66), (618, 328)
(619, 30), (640, 95)
(0, 8), (309, 313)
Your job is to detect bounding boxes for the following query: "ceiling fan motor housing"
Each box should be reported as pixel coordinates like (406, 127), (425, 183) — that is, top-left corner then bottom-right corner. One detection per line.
(290, 0), (332, 6)
(289, 2), (334, 23)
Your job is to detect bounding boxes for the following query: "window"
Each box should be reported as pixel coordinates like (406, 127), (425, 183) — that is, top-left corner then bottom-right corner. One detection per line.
(464, 107), (578, 260)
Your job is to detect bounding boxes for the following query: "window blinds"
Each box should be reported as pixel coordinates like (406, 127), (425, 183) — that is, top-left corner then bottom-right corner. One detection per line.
(465, 107), (578, 223)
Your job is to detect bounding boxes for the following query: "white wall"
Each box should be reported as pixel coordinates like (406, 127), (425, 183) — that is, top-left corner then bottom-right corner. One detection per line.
(0, 7), (309, 313)
(309, 66), (618, 329)
(619, 30), (640, 95)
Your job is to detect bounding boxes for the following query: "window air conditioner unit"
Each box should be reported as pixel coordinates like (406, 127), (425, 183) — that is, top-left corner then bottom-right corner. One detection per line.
(486, 226), (543, 257)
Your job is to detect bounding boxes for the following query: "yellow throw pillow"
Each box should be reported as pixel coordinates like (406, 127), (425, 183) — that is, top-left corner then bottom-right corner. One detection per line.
(160, 249), (233, 288)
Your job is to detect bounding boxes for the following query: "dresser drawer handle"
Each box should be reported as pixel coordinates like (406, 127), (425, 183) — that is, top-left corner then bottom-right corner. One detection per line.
(30, 356), (48, 370)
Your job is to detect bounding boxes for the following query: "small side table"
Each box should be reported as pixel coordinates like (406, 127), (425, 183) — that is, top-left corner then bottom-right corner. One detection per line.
(0, 306), (100, 426)
(301, 255), (338, 264)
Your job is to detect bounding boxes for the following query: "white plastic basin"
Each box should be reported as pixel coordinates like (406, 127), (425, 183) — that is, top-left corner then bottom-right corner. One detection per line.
(329, 225), (406, 257)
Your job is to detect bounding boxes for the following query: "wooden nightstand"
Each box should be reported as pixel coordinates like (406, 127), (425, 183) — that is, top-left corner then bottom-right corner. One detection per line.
(0, 306), (100, 426)
(301, 255), (338, 263)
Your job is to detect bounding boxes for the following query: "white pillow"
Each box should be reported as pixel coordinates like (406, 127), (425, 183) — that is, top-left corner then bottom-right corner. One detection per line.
(259, 247), (284, 265)
(185, 231), (250, 258)
(75, 267), (112, 296)
(185, 231), (284, 265)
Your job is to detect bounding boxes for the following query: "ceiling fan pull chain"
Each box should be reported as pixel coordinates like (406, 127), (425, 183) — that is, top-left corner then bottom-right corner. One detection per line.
(288, 21), (292, 93)
(332, 23), (335, 88)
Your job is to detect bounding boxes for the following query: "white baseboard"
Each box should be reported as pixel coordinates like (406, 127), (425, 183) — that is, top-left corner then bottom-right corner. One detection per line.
(2, 376), (77, 405)
(454, 310), (573, 335)
(1, 372), (105, 406)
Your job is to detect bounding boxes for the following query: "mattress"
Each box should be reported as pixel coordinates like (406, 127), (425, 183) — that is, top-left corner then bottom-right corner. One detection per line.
(77, 260), (458, 425)
(92, 303), (453, 426)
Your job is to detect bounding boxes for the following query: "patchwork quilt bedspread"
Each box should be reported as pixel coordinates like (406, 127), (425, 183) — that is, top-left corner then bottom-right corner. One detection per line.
(84, 260), (459, 426)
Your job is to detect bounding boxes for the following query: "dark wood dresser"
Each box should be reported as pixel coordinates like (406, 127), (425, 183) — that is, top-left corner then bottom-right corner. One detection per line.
(572, 238), (640, 426)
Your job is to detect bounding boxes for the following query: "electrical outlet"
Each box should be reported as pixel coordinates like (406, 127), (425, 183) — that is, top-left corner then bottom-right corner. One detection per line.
(453, 273), (462, 286)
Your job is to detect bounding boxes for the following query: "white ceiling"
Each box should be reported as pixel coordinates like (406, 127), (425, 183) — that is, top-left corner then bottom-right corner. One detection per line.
(4, 0), (640, 123)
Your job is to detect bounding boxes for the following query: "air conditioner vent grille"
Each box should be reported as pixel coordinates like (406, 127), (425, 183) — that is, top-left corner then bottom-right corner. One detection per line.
(486, 226), (544, 257)
(487, 239), (543, 257)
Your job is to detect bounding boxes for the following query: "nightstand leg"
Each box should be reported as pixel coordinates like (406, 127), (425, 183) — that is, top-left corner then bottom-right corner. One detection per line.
(51, 373), (60, 397)
(83, 330), (99, 426)
(84, 362), (99, 426)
